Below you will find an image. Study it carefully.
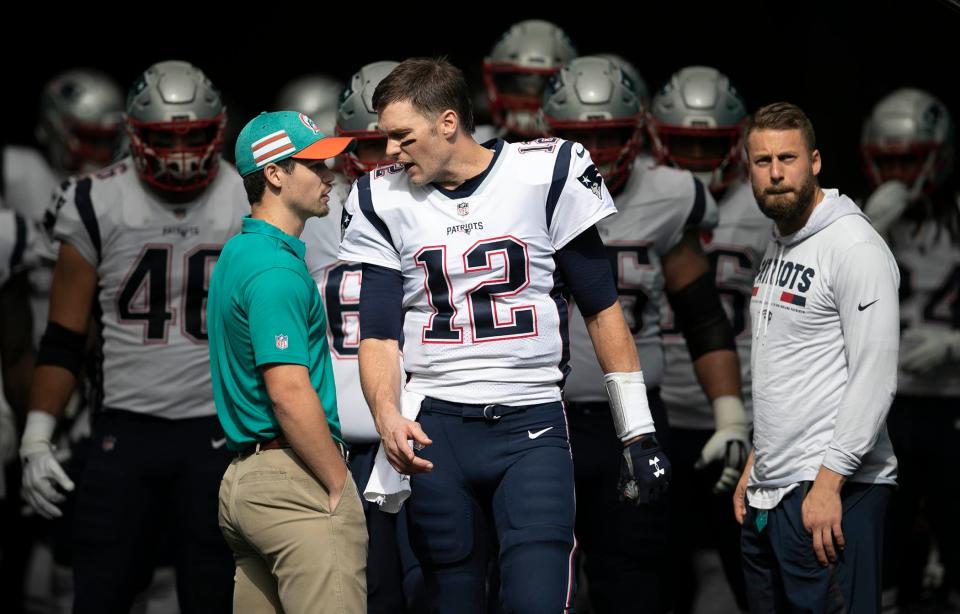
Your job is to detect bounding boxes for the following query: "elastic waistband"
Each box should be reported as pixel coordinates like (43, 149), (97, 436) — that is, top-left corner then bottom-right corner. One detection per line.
(421, 397), (560, 420)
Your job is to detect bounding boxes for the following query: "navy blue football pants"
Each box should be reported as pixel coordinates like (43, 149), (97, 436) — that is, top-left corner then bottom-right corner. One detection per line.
(741, 481), (893, 614)
(72, 410), (234, 614)
(566, 388), (672, 614)
(348, 441), (427, 613)
(408, 398), (577, 613)
(668, 425), (748, 613)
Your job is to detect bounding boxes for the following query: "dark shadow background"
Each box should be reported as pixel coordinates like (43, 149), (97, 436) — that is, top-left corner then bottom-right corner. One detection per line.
(4, 0), (959, 199)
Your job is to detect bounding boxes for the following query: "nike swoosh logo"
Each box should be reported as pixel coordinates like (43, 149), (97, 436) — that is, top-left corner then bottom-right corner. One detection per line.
(575, 146), (585, 158)
(858, 299), (879, 311)
(210, 438), (227, 450)
(528, 427), (554, 439)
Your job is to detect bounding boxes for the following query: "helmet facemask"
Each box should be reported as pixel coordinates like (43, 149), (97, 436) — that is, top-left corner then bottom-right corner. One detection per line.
(648, 120), (746, 193)
(547, 116), (643, 194)
(126, 115), (225, 192)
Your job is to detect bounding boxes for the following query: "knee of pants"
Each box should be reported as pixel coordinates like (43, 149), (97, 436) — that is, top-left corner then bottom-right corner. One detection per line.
(499, 540), (575, 614)
(407, 484), (476, 566)
(499, 524), (575, 558)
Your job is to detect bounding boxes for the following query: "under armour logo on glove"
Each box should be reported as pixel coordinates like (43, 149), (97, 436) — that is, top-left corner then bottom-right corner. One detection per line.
(649, 456), (665, 478)
(619, 433), (671, 505)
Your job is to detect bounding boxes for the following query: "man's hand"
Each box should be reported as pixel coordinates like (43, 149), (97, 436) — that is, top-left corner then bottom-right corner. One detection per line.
(802, 468), (846, 566)
(864, 180), (909, 235)
(376, 411), (433, 475)
(695, 396), (751, 494)
(732, 449), (754, 525)
(619, 433), (671, 504)
(20, 411), (73, 519)
(733, 467), (750, 525)
(900, 327), (960, 373)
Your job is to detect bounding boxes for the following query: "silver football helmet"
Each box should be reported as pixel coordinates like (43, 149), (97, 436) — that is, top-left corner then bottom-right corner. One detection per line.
(275, 74), (344, 137)
(483, 19), (577, 138)
(648, 66), (747, 193)
(861, 88), (954, 196)
(125, 60), (226, 192)
(335, 61), (398, 179)
(36, 68), (124, 174)
(540, 56), (644, 193)
(594, 53), (649, 106)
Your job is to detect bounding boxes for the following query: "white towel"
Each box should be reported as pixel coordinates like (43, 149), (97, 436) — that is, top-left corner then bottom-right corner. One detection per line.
(363, 388), (425, 513)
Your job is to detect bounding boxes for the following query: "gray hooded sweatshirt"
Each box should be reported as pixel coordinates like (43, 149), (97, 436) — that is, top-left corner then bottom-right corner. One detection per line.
(747, 189), (899, 509)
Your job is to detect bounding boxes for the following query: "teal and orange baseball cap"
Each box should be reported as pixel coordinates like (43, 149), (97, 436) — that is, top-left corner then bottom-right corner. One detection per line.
(235, 111), (355, 177)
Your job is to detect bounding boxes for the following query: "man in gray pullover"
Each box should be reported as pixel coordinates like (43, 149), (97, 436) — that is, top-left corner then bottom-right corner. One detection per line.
(733, 102), (900, 614)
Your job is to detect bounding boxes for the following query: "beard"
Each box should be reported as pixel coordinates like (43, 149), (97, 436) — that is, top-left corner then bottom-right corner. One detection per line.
(754, 170), (818, 225)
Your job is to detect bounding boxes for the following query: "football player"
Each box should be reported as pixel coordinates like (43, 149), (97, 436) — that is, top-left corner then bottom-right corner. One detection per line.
(542, 56), (745, 613)
(861, 88), (960, 608)
(650, 65), (769, 613)
(19, 60), (246, 614)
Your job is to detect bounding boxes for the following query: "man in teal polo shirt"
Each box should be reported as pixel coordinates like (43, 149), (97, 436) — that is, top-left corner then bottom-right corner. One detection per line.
(208, 110), (367, 613)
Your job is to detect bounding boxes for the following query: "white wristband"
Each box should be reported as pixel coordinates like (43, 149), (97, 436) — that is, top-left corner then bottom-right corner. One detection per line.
(603, 371), (655, 441)
(21, 410), (58, 449)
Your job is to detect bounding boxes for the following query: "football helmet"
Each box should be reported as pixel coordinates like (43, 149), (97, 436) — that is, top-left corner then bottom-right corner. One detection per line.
(125, 60), (226, 192)
(648, 66), (747, 193)
(335, 61), (398, 179)
(483, 19), (576, 138)
(540, 56), (644, 193)
(275, 74), (344, 137)
(861, 88), (954, 196)
(594, 53), (649, 106)
(36, 68), (124, 174)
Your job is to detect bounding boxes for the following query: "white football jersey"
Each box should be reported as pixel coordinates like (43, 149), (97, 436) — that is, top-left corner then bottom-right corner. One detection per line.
(0, 209), (38, 287)
(564, 156), (718, 402)
(3, 146), (60, 224)
(51, 157), (248, 419)
(302, 172), (381, 443)
(890, 196), (960, 397)
(661, 178), (772, 429)
(339, 138), (616, 405)
(3, 146), (62, 347)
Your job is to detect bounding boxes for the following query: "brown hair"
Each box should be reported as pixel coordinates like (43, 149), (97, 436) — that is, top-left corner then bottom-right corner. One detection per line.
(744, 102), (816, 153)
(372, 57), (475, 134)
(242, 158), (297, 205)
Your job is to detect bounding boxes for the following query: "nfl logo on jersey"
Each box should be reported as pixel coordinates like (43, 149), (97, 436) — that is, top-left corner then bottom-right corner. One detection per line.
(275, 334), (289, 350)
(457, 202), (469, 216)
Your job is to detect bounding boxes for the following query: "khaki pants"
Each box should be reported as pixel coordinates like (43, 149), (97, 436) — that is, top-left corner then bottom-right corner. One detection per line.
(218, 448), (367, 613)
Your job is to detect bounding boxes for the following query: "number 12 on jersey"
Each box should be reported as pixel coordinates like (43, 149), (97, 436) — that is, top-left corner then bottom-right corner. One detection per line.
(415, 236), (537, 344)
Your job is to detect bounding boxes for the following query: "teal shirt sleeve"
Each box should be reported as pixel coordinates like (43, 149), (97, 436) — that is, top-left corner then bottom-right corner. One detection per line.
(244, 267), (314, 367)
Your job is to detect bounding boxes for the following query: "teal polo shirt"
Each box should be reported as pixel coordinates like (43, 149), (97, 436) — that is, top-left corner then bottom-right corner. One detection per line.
(208, 216), (342, 451)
